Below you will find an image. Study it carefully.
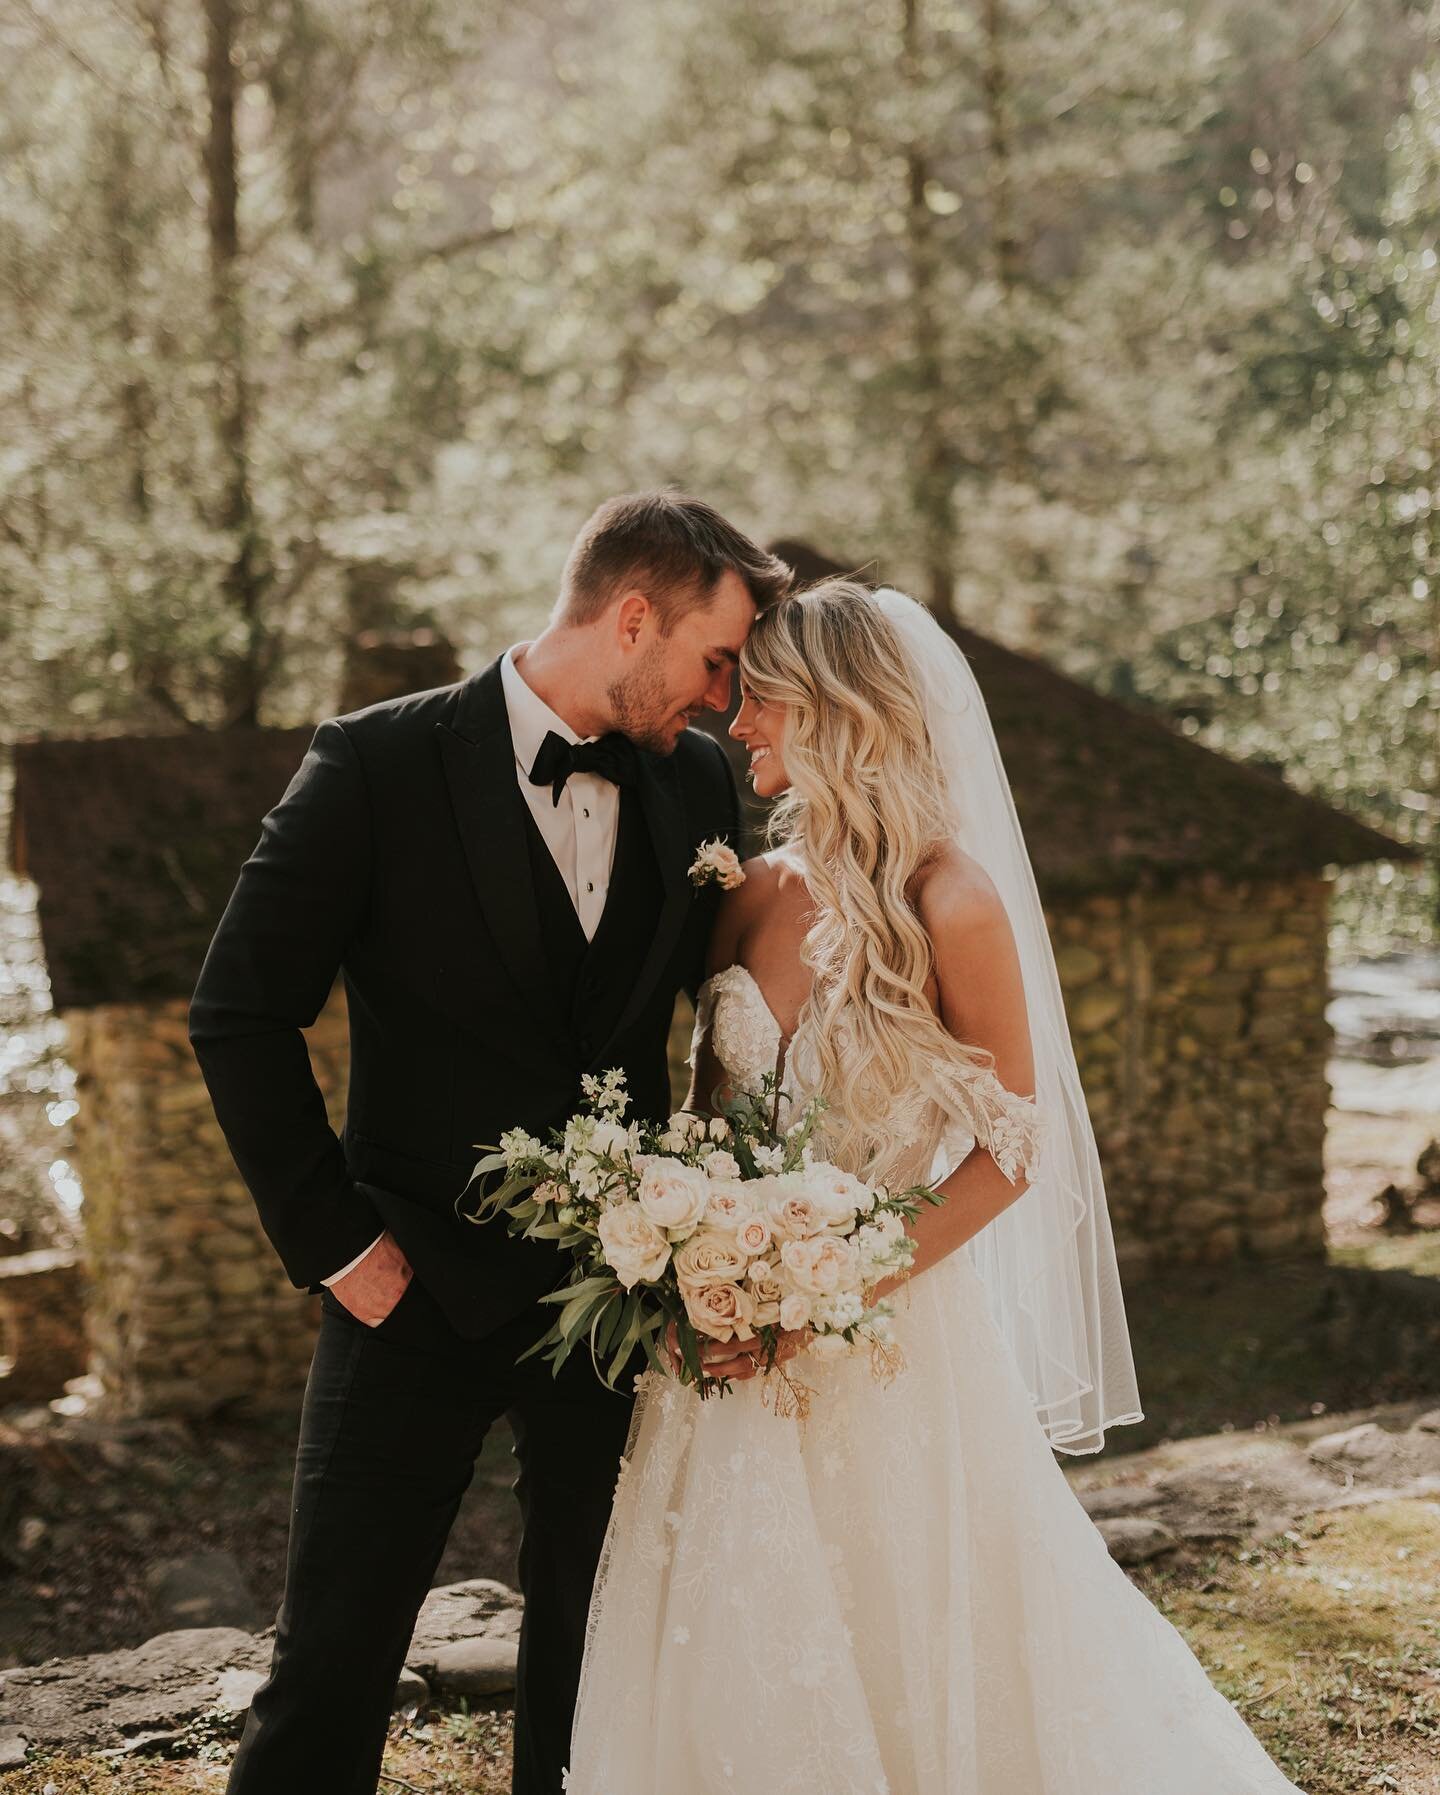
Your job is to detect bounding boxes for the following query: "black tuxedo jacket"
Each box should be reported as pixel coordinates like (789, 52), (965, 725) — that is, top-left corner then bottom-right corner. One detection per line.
(188, 656), (739, 1341)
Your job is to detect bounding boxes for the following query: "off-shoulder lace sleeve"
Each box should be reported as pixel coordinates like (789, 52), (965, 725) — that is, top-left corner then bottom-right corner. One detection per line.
(927, 1060), (1045, 1188)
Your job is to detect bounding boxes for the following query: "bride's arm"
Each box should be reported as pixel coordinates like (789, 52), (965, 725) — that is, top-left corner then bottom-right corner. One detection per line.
(871, 874), (1040, 1300)
(681, 868), (754, 1116)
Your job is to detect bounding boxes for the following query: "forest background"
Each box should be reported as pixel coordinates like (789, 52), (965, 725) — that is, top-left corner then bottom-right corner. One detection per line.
(2, 0), (1436, 952)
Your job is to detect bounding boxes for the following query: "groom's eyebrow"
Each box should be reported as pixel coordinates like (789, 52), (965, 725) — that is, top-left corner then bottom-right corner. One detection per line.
(711, 647), (739, 663)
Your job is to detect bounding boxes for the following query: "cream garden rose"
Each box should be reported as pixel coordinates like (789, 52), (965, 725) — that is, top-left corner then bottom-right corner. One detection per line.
(687, 838), (745, 891)
(735, 1214), (773, 1257)
(596, 1204), (671, 1290)
(746, 1261), (787, 1328)
(683, 1278), (756, 1342)
(701, 1179), (752, 1230)
(780, 1233), (861, 1297)
(763, 1175), (831, 1242)
(804, 1164), (874, 1230)
(636, 1160), (711, 1234)
(673, 1226), (750, 1289)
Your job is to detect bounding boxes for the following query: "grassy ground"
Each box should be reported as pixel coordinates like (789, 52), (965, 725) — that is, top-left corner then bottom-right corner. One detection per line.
(5, 1495), (1438, 1792)
(8, 1241), (1440, 1670)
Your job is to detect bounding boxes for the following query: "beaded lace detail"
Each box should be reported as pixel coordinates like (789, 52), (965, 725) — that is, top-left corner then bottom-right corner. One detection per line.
(691, 962), (1045, 1191)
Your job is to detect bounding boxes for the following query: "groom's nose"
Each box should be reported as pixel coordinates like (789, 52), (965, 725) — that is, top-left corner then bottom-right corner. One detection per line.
(701, 665), (733, 712)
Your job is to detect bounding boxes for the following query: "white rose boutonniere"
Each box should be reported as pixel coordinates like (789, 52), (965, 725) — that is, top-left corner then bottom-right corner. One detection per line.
(688, 838), (745, 890)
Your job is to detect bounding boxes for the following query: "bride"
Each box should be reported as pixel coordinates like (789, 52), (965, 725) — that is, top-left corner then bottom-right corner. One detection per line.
(564, 579), (1308, 1794)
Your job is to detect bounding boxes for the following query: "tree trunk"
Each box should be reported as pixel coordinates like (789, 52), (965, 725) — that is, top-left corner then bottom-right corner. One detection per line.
(203, 0), (265, 726)
(901, 0), (958, 625)
(980, 0), (1029, 484)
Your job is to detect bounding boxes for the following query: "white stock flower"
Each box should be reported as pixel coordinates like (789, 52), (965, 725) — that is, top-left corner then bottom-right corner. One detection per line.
(636, 1160), (711, 1235)
(500, 1127), (543, 1166)
(596, 1203), (671, 1289)
(812, 1289), (864, 1331)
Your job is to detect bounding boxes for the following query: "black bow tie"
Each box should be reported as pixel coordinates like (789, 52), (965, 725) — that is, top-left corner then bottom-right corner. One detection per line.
(528, 729), (639, 807)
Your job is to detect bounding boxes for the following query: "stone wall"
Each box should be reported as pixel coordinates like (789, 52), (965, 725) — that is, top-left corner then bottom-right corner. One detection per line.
(63, 990), (349, 1418)
(59, 870), (1330, 1415)
(0, 1248), (87, 1404)
(1050, 871), (1331, 1280)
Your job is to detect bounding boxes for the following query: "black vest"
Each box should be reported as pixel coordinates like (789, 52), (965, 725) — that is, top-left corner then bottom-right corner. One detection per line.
(520, 785), (664, 1069)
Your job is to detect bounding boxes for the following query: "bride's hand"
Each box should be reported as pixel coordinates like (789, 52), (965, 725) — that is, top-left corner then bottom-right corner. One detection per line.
(665, 1321), (811, 1384)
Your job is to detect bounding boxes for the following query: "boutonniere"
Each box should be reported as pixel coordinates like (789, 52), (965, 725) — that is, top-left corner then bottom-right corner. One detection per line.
(688, 838), (745, 890)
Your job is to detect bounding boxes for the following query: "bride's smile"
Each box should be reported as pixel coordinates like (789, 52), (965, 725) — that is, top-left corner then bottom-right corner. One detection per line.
(729, 685), (790, 797)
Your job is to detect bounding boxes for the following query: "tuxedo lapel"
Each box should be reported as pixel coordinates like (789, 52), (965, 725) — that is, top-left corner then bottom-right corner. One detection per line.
(588, 749), (693, 1070)
(434, 659), (566, 1047)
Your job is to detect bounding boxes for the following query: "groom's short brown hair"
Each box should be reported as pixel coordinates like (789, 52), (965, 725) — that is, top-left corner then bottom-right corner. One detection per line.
(558, 489), (792, 630)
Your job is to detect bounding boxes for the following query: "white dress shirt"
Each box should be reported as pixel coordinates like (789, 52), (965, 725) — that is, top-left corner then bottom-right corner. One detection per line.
(321, 644), (622, 1288)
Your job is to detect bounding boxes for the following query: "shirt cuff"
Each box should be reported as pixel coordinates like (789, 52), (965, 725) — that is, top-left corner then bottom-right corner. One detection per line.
(319, 1232), (385, 1287)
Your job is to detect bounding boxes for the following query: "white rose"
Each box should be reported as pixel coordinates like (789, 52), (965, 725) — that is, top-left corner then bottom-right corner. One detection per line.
(702, 1180), (752, 1230)
(597, 1204), (671, 1289)
(778, 1291), (812, 1331)
(763, 1174), (829, 1242)
(683, 1279), (756, 1342)
(708, 1116), (732, 1142)
(780, 1233), (861, 1297)
(672, 1226), (750, 1290)
(735, 1214), (773, 1258)
(746, 1263), (786, 1328)
(636, 1161), (711, 1235)
(802, 1163), (872, 1231)
(588, 1118), (632, 1160)
(703, 1149), (741, 1181)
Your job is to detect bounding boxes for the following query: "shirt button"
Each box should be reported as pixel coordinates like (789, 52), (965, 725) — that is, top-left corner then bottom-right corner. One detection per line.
(587, 881), (595, 893)
(582, 807), (590, 818)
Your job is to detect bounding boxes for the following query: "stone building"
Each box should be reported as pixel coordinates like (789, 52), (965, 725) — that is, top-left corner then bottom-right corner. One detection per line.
(9, 608), (1417, 1416)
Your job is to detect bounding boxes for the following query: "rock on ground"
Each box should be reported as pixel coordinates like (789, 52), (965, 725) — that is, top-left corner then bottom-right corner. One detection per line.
(0, 1576), (523, 1759)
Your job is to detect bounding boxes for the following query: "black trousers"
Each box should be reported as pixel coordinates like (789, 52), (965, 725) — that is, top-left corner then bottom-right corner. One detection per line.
(225, 1270), (636, 1795)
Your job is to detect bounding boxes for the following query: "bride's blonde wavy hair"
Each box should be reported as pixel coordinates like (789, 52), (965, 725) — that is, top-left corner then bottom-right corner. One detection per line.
(738, 579), (997, 1184)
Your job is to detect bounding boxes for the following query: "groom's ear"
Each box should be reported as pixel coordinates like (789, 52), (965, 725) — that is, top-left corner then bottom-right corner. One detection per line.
(614, 589), (657, 650)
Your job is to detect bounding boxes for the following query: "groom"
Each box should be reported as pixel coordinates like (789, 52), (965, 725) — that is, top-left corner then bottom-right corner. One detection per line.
(188, 490), (791, 1795)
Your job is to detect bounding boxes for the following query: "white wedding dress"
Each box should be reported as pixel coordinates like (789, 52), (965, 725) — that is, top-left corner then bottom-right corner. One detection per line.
(565, 964), (1308, 1795)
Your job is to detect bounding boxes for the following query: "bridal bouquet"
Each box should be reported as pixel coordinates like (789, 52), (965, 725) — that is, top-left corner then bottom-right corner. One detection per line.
(463, 1068), (945, 1402)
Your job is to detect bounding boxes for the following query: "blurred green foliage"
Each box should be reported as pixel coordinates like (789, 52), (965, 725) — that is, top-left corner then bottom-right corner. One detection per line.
(0, 0), (1435, 944)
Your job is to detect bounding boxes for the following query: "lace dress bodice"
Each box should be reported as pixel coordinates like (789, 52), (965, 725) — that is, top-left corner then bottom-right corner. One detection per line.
(691, 961), (1045, 1192)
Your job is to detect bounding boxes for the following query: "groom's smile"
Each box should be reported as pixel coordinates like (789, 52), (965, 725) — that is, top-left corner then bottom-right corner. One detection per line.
(608, 567), (757, 755)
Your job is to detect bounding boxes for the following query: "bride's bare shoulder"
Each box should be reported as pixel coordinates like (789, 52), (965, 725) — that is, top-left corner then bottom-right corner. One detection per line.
(912, 843), (1006, 938)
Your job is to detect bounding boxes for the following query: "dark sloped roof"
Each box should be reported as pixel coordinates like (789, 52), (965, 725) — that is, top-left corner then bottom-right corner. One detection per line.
(10, 728), (315, 1011)
(728, 541), (1415, 894)
(11, 560), (1417, 1010)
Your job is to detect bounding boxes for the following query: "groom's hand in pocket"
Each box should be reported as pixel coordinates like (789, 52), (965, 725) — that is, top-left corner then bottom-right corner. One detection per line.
(330, 1228), (413, 1327)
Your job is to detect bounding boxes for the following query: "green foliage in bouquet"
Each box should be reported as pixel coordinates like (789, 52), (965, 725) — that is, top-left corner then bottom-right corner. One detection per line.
(459, 1068), (946, 1401)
